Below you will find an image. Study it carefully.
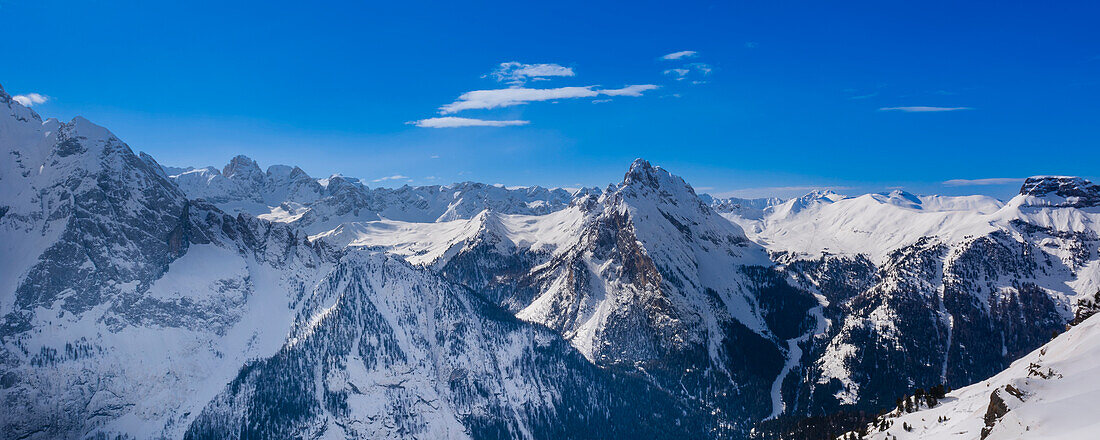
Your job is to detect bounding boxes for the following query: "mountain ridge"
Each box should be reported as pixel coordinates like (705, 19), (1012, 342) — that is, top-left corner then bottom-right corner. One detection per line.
(3, 85), (1099, 439)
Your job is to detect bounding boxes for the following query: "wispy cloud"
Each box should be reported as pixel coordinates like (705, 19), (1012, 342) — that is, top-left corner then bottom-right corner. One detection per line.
(687, 63), (713, 75)
(879, 106), (971, 112)
(663, 68), (690, 79)
(410, 61), (660, 128)
(372, 174), (410, 182)
(439, 85), (657, 113)
(661, 50), (697, 60)
(409, 117), (530, 128)
(488, 62), (575, 85)
(848, 92), (878, 100)
(12, 93), (48, 107)
(440, 86), (596, 113)
(744, 42), (759, 49)
(942, 177), (1025, 186)
(664, 63), (712, 80)
(600, 84), (659, 96)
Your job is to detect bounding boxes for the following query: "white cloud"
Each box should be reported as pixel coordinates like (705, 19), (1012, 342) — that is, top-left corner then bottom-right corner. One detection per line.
(409, 117), (530, 128)
(440, 86), (597, 113)
(12, 93), (48, 107)
(372, 174), (409, 182)
(942, 177), (1025, 186)
(489, 62), (575, 85)
(600, 84), (659, 96)
(661, 50), (697, 60)
(439, 85), (657, 113)
(664, 63), (710, 81)
(664, 68), (690, 79)
(879, 106), (972, 112)
(745, 42), (759, 49)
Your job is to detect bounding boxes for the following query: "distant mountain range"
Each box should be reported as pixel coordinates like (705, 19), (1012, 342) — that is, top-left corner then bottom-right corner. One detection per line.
(2, 83), (1097, 439)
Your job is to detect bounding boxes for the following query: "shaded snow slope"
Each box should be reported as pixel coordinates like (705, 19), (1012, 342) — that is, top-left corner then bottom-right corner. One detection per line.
(185, 250), (707, 440)
(856, 313), (1100, 440)
(0, 86), (327, 439)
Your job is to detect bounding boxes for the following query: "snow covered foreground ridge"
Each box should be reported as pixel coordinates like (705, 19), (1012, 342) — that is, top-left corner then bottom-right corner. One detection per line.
(846, 311), (1100, 440)
(2, 82), (1100, 440)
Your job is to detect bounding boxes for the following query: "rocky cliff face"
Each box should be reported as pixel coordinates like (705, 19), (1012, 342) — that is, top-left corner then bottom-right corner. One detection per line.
(1018, 176), (1100, 207)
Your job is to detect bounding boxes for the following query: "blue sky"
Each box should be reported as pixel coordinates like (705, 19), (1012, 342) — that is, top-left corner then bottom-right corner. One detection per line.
(2, 0), (1098, 199)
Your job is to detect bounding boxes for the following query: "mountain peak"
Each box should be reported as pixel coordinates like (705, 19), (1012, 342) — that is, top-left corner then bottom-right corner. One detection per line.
(222, 155), (264, 182)
(1018, 176), (1099, 207)
(623, 158), (679, 190)
(1020, 176), (1096, 196)
(2, 83), (44, 124)
(878, 189), (922, 208)
(66, 116), (113, 140)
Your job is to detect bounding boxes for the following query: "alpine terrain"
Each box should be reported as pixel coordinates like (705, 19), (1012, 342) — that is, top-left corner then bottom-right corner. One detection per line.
(2, 83), (1099, 439)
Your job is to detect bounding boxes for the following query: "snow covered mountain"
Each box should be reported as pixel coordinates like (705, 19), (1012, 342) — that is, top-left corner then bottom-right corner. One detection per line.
(845, 307), (1100, 440)
(3, 80), (1099, 440)
(185, 250), (704, 440)
(165, 155), (591, 234)
(0, 85), (696, 439)
(0, 84), (338, 439)
(309, 159), (826, 433)
(305, 160), (1100, 432)
(707, 179), (1100, 423)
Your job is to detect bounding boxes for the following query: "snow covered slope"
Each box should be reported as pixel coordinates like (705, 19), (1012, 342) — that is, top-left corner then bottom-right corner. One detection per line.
(0, 84), (339, 439)
(765, 181), (1100, 419)
(717, 181), (1100, 266)
(852, 310), (1100, 440)
(185, 250), (706, 440)
(311, 205), (588, 268)
(721, 190), (1005, 262)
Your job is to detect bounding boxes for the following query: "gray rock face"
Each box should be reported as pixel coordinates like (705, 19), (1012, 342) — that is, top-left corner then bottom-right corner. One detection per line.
(1019, 176), (1100, 207)
(12, 120), (185, 316)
